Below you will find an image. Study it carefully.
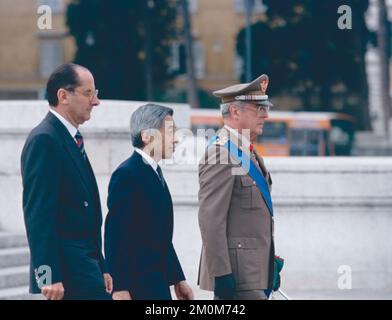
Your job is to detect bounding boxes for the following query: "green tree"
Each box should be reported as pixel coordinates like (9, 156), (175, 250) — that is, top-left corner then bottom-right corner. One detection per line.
(66, 0), (177, 100)
(236, 0), (372, 129)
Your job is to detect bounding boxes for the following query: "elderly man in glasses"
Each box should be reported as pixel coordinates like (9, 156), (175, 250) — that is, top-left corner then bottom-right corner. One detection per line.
(197, 74), (279, 300)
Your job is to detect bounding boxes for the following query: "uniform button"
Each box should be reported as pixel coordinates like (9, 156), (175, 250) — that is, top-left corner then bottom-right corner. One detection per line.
(84, 201), (89, 207)
(253, 181), (256, 185)
(238, 243), (242, 248)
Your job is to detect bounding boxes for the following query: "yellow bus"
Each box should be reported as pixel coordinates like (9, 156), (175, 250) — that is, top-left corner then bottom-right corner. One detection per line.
(190, 109), (355, 156)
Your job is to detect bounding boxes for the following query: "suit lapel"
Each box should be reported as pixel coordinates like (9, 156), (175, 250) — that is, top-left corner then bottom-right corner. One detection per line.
(85, 155), (102, 213)
(134, 152), (172, 207)
(135, 152), (169, 192)
(45, 112), (96, 198)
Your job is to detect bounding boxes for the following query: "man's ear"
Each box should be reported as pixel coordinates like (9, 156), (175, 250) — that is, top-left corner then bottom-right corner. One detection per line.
(57, 89), (69, 105)
(229, 104), (240, 120)
(141, 130), (152, 146)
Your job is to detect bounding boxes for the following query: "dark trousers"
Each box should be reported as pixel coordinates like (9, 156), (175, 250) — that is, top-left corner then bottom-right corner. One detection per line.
(63, 289), (112, 300)
(61, 244), (112, 300)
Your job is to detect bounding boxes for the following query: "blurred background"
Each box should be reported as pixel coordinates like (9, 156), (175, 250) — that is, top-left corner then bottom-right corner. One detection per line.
(1, 0), (392, 156)
(0, 0), (391, 300)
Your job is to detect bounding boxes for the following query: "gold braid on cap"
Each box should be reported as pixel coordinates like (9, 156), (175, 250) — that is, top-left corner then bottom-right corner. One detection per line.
(235, 95), (269, 101)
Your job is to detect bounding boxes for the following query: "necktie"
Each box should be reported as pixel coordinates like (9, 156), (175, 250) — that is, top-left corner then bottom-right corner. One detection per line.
(156, 165), (166, 187)
(249, 144), (254, 152)
(75, 131), (87, 160)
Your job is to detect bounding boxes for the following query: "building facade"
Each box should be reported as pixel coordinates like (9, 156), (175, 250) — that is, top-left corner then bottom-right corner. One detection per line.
(173, 0), (267, 91)
(0, 0), (74, 99)
(1, 0), (391, 134)
(0, 0), (268, 100)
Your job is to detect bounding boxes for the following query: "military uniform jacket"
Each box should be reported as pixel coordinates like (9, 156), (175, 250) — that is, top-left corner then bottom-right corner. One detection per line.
(198, 126), (275, 291)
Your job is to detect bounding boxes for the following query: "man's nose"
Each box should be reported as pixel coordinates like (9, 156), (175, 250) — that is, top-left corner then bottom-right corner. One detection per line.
(92, 96), (100, 106)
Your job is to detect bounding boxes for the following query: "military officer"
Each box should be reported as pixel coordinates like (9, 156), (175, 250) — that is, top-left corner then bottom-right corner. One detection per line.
(197, 74), (276, 300)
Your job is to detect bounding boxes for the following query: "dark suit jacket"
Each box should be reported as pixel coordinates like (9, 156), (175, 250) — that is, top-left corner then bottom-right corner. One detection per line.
(104, 151), (185, 300)
(21, 112), (109, 299)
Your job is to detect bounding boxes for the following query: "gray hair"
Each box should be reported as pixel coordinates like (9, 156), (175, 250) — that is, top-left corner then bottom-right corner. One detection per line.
(130, 103), (174, 148)
(220, 101), (247, 118)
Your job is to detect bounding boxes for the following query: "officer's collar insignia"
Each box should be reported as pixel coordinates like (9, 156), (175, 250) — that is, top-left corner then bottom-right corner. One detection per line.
(213, 135), (229, 145)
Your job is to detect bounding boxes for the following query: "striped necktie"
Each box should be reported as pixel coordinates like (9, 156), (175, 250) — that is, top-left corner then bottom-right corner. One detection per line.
(75, 130), (87, 160)
(156, 165), (166, 187)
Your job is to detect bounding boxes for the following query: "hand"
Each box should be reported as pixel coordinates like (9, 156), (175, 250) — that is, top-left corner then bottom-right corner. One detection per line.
(214, 274), (236, 300)
(103, 273), (113, 294)
(174, 281), (194, 300)
(41, 282), (65, 300)
(112, 291), (132, 300)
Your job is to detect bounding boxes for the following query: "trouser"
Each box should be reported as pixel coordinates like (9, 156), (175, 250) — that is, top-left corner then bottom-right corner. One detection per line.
(60, 242), (112, 300)
(63, 289), (112, 300)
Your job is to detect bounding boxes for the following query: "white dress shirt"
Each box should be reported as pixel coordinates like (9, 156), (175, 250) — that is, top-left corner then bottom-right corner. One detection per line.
(134, 147), (161, 178)
(50, 108), (78, 142)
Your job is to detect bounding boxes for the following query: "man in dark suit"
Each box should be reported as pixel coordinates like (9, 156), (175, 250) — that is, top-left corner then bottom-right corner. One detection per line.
(21, 63), (112, 300)
(104, 103), (193, 300)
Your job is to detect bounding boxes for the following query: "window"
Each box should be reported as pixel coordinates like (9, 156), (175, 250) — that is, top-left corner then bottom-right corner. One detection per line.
(330, 119), (355, 155)
(257, 122), (288, 144)
(39, 39), (63, 78)
(38, 0), (64, 14)
(168, 42), (186, 74)
(233, 54), (244, 78)
(233, 0), (266, 15)
(169, 40), (204, 78)
(212, 39), (224, 54)
(193, 40), (205, 79)
(169, 42), (181, 73)
(290, 129), (324, 156)
(233, 0), (244, 13)
(188, 0), (198, 14)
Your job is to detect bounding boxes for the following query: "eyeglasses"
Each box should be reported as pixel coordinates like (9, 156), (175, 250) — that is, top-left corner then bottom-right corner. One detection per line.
(65, 87), (99, 102)
(244, 104), (270, 115)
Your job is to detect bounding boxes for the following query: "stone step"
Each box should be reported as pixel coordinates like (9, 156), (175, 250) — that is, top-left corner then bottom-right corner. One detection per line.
(0, 266), (29, 290)
(0, 286), (29, 300)
(0, 247), (30, 268)
(0, 232), (27, 249)
(0, 286), (44, 300)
